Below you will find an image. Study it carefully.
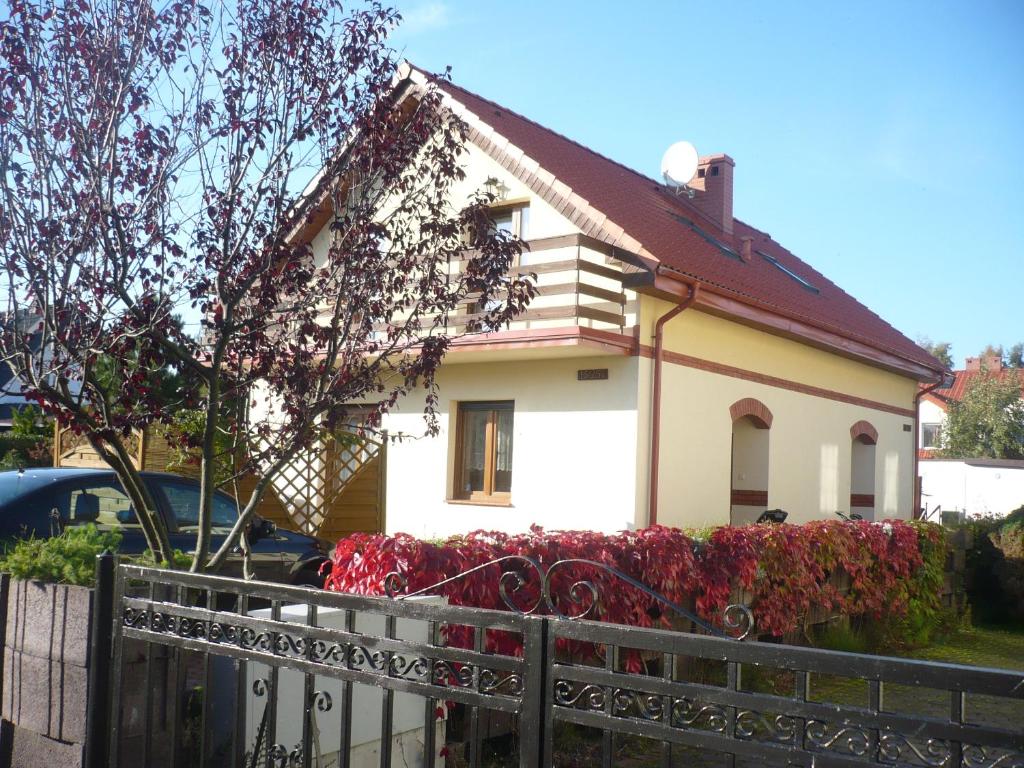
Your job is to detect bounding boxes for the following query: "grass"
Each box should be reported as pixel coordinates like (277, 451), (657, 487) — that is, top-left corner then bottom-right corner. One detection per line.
(897, 620), (1024, 670)
(805, 618), (1024, 733)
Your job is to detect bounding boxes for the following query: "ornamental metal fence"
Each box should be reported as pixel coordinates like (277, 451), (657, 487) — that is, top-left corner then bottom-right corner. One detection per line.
(98, 558), (1024, 768)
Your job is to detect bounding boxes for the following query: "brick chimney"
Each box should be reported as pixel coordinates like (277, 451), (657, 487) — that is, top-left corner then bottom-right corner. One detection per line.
(965, 354), (1004, 372)
(687, 154), (735, 234)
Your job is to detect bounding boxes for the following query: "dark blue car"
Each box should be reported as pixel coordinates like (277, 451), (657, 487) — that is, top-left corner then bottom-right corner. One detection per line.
(0, 468), (330, 585)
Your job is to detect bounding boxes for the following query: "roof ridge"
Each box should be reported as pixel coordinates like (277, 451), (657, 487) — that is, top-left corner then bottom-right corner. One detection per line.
(413, 65), (715, 218)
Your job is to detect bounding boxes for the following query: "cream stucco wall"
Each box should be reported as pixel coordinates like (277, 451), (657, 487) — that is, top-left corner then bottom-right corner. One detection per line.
(642, 297), (918, 527)
(380, 355), (644, 538)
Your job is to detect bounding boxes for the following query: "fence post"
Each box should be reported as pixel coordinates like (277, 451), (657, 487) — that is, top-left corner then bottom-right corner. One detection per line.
(0, 572), (11, 767)
(519, 615), (549, 768)
(84, 551), (116, 768)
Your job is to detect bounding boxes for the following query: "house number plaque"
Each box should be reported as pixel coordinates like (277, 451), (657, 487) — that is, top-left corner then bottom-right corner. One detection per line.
(577, 368), (609, 381)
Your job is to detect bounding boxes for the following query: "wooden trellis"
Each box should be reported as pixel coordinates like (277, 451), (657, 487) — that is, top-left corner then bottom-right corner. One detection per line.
(269, 432), (387, 540)
(53, 424), (386, 542)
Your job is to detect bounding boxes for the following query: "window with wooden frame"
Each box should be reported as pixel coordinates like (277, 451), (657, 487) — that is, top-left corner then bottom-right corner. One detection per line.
(489, 203), (529, 240)
(461, 203), (530, 321)
(453, 401), (514, 503)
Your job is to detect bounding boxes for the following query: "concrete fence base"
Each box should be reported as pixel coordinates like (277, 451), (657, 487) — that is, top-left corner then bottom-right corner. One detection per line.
(0, 578), (94, 768)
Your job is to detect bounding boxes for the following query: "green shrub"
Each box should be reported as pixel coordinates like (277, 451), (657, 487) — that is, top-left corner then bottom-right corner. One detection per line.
(991, 505), (1024, 619)
(0, 406), (53, 470)
(814, 620), (872, 654)
(0, 435), (50, 470)
(136, 548), (194, 570)
(0, 525), (122, 587)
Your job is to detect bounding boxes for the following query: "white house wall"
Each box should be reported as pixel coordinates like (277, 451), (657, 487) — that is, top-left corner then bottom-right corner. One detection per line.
(918, 399), (947, 450)
(380, 355), (642, 538)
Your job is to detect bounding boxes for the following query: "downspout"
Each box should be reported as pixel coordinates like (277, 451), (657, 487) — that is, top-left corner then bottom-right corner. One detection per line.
(912, 377), (948, 519)
(649, 281), (700, 526)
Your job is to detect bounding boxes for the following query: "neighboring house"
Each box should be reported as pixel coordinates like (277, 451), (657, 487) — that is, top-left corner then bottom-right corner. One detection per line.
(0, 358), (23, 431)
(289, 64), (946, 540)
(0, 309), (43, 432)
(917, 354), (1024, 457)
(917, 355), (1024, 518)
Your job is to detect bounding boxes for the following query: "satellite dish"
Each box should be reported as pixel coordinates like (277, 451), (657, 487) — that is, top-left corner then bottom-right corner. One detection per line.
(660, 141), (699, 188)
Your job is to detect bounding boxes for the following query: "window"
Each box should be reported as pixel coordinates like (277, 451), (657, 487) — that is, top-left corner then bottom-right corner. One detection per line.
(667, 211), (741, 261)
(160, 480), (238, 531)
(494, 204), (538, 266)
(60, 481), (138, 527)
(921, 423), (942, 449)
(489, 204), (529, 239)
(756, 250), (820, 293)
(454, 401), (514, 503)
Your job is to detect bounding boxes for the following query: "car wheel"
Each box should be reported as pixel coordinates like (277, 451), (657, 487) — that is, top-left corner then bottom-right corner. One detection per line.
(292, 564), (326, 588)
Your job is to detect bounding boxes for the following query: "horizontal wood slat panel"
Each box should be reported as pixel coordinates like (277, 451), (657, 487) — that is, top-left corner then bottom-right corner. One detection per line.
(577, 304), (627, 326)
(576, 282), (626, 304)
(576, 258), (626, 282)
(518, 258), (580, 276)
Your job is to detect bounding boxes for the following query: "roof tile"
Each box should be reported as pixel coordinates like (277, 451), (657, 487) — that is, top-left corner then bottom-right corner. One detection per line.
(423, 70), (942, 373)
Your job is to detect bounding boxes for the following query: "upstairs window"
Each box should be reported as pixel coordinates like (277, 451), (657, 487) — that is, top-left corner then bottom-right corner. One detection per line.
(454, 401), (514, 503)
(921, 423), (942, 449)
(461, 202), (530, 256)
(491, 203), (530, 239)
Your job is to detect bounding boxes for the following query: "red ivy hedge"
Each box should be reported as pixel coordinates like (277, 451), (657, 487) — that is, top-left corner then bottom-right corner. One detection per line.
(324, 520), (945, 664)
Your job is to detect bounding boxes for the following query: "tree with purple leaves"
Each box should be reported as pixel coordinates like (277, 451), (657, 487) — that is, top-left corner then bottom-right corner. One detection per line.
(0, 0), (533, 570)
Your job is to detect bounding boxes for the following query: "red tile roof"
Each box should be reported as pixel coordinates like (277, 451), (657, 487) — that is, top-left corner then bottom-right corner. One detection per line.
(923, 367), (1024, 408)
(421, 70), (944, 375)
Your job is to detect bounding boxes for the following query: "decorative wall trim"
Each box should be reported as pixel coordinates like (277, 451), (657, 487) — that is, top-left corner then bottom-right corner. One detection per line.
(850, 420), (879, 445)
(729, 398), (773, 429)
(730, 489), (768, 506)
(638, 344), (916, 418)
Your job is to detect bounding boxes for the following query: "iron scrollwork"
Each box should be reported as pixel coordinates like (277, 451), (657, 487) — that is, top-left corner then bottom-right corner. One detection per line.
(384, 554), (546, 613)
(552, 681), (736, 735)
(553, 680), (606, 710)
(735, 710), (797, 744)
(384, 555), (755, 639)
(963, 746), (1024, 768)
(877, 731), (951, 767)
(672, 698), (728, 731)
(805, 720), (871, 757)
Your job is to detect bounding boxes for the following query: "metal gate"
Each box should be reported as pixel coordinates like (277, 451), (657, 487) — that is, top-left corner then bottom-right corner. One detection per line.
(101, 560), (1024, 768)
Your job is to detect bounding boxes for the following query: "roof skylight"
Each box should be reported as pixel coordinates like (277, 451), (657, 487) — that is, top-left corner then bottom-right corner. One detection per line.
(756, 250), (819, 294)
(667, 212), (741, 261)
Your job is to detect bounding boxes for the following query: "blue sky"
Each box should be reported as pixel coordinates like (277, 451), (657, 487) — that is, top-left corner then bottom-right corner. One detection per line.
(391, 0), (1024, 368)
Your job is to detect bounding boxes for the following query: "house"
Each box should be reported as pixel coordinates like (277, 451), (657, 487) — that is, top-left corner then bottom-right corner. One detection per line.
(0, 308), (44, 432)
(288, 64), (947, 540)
(917, 354), (1024, 518)
(918, 354), (1023, 457)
